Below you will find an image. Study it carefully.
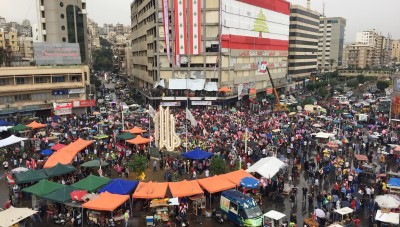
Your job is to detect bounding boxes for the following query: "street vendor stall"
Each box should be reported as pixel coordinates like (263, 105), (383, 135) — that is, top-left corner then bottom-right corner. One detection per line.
(304, 217), (319, 227)
(387, 178), (400, 195)
(333, 207), (354, 224)
(375, 210), (400, 226)
(197, 175), (236, 209)
(263, 210), (286, 227)
(0, 206), (37, 227)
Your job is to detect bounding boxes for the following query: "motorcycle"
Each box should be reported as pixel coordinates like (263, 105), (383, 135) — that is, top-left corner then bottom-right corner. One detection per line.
(212, 209), (224, 224)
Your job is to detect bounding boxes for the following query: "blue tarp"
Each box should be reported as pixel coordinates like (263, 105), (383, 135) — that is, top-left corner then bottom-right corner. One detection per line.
(0, 120), (13, 126)
(41, 149), (53, 155)
(98, 179), (138, 195)
(182, 148), (214, 160)
(388, 178), (400, 187)
(354, 168), (363, 173)
(240, 177), (259, 189)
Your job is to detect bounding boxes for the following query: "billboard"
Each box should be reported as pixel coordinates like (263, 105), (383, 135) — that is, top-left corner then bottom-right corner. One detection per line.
(33, 43), (82, 65)
(221, 0), (289, 51)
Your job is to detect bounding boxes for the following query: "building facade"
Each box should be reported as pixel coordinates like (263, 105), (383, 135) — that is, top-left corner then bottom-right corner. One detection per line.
(131, 0), (290, 100)
(18, 35), (34, 61)
(392, 40), (400, 63)
(344, 43), (375, 69)
(356, 29), (378, 47)
(0, 66), (91, 118)
(318, 17), (346, 72)
(288, 2), (319, 79)
(0, 31), (18, 52)
(36, 0), (89, 63)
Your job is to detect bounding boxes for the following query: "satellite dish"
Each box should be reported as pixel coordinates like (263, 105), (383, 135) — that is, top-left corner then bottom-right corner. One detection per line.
(297, 106), (302, 111)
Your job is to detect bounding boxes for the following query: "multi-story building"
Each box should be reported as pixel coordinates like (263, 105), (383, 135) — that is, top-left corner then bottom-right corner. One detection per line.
(0, 65), (91, 118)
(376, 35), (392, 66)
(36, 0), (89, 63)
(0, 17), (6, 29)
(87, 18), (100, 49)
(288, 1), (320, 80)
(131, 0), (290, 102)
(115, 23), (124, 35)
(0, 31), (18, 52)
(356, 29), (379, 47)
(392, 40), (400, 63)
(318, 17), (346, 72)
(344, 43), (375, 69)
(18, 35), (34, 61)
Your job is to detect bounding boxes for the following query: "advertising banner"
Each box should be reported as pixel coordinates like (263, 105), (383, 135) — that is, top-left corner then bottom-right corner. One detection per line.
(72, 100), (96, 108)
(54, 108), (72, 116)
(52, 89), (68, 95)
(53, 102), (73, 110)
(161, 101), (181, 107)
(68, 88), (85, 94)
(33, 43), (81, 65)
(191, 101), (212, 105)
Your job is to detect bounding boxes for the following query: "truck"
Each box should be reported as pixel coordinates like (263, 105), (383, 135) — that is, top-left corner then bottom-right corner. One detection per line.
(220, 190), (263, 226)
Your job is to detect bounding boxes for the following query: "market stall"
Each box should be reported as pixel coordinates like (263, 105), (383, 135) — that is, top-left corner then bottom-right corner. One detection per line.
(263, 210), (286, 227)
(0, 206), (37, 226)
(387, 178), (400, 194)
(82, 192), (130, 226)
(220, 169), (256, 186)
(375, 210), (400, 226)
(168, 180), (203, 198)
(333, 207), (354, 224)
(246, 157), (285, 179)
(71, 174), (111, 192)
(197, 175), (236, 209)
(304, 217), (319, 227)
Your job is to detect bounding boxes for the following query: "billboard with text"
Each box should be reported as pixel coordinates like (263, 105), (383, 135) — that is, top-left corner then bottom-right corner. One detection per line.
(33, 43), (81, 65)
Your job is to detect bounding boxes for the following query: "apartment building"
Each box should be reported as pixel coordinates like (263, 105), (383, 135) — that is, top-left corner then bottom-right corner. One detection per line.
(0, 66), (91, 118)
(131, 0), (290, 102)
(392, 40), (400, 63)
(0, 31), (18, 52)
(36, 0), (88, 63)
(18, 35), (34, 61)
(318, 17), (346, 72)
(344, 43), (375, 69)
(288, 1), (320, 79)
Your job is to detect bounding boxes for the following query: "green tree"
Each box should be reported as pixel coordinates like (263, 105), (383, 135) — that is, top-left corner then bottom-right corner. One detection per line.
(209, 157), (227, 175)
(328, 59), (335, 72)
(128, 155), (148, 176)
(357, 74), (366, 84)
(253, 10), (268, 38)
(0, 47), (5, 67)
(377, 80), (390, 91)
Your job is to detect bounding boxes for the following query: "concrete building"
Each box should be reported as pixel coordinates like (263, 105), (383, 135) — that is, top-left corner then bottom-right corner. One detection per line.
(0, 31), (19, 52)
(130, 0), (290, 102)
(36, 0), (89, 63)
(115, 23), (124, 35)
(376, 35), (392, 66)
(392, 40), (400, 63)
(18, 35), (34, 61)
(356, 29), (379, 47)
(0, 65), (91, 119)
(318, 17), (346, 72)
(344, 43), (375, 69)
(288, 1), (320, 80)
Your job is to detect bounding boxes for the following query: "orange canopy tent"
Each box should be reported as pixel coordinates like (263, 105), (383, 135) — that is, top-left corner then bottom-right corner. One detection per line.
(218, 86), (231, 92)
(220, 169), (256, 186)
(132, 182), (168, 199)
(82, 192), (129, 211)
(125, 126), (146, 134)
(197, 175), (236, 194)
(26, 121), (47, 129)
(126, 135), (150, 145)
(168, 180), (204, 198)
(44, 138), (94, 168)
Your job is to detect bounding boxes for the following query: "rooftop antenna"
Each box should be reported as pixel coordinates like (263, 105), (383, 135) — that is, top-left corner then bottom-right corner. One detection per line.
(322, 2), (325, 16)
(307, 0), (311, 10)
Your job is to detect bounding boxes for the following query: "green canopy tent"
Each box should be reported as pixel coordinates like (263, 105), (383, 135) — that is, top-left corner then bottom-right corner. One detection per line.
(80, 159), (109, 168)
(22, 179), (63, 196)
(14, 169), (48, 184)
(116, 132), (136, 140)
(44, 163), (76, 178)
(71, 174), (111, 192)
(8, 124), (30, 132)
(93, 134), (109, 140)
(41, 185), (77, 203)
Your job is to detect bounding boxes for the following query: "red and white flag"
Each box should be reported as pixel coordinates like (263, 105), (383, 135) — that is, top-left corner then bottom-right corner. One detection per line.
(174, 0), (187, 55)
(190, 0), (201, 54)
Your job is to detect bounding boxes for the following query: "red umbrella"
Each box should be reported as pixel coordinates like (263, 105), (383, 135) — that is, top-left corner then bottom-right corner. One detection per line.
(51, 143), (66, 151)
(70, 190), (88, 201)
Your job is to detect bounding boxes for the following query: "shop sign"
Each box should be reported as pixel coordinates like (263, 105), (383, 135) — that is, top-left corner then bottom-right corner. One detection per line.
(191, 101), (212, 106)
(54, 108), (72, 115)
(53, 102), (73, 110)
(72, 99), (96, 108)
(68, 88), (85, 94)
(160, 102), (181, 107)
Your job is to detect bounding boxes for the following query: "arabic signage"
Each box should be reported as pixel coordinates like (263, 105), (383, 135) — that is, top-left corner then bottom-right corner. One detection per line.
(52, 89), (68, 95)
(72, 99), (96, 108)
(220, 196), (230, 212)
(230, 49), (288, 57)
(69, 88), (85, 94)
(191, 101), (212, 106)
(160, 101), (181, 107)
(53, 102), (73, 110)
(54, 108), (72, 116)
(233, 61), (287, 71)
(33, 42), (82, 65)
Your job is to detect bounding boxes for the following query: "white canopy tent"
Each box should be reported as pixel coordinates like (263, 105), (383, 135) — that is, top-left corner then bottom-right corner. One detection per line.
(0, 126), (11, 132)
(0, 206), (37, 226)
(246, 157), (285, 178)
(169, 79), (206, 90)
(374, 195), (400, 209)
(0, 135), (27, 148)
(375, 210), (399, 225)
(334, 207), (354, 216)
(264, 210), (286, 220)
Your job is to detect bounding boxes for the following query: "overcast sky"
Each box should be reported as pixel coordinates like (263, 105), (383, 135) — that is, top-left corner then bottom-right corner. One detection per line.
(1, 0), (399, 43)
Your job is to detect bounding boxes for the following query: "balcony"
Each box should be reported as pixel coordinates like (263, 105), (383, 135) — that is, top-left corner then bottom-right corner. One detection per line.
(0, 82), (84, 94)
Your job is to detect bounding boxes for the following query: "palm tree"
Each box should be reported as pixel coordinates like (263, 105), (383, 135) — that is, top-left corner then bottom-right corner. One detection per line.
(328, 58), (336, 72)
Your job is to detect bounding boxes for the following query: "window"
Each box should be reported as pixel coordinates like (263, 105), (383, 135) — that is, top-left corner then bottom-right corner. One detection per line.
(0, 78), (9, 86)
(14, 94), (31, 102)
(0, 96), (13, 104)
(34, 77), (46, 83)
(61, 14), (64, 19)
(16, 78), (26, 84)
(31, 93), (51, 101)
(61, 26), (65, 30)
(52, 76), (65, 83)
(60, 2), (64, 7)
(62, 37), (66, 42)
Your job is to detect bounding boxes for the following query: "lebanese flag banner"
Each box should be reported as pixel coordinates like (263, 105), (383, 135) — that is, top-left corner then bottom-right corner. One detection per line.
(162, 0), (171, 63)
(190, 0), (201, 54)
(266, 88), (273, 95)
(175, 0), (187, 55)
(221, 0), (289, 51)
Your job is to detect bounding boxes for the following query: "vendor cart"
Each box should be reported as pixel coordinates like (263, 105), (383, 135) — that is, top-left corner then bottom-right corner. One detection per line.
(375, 209), (400, 226)
(304, 217), (319, 227)
(263, 210), (286, 227)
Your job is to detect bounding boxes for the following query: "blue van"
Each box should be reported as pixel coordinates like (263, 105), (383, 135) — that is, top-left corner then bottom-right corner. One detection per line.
(220, 190), (263, 226)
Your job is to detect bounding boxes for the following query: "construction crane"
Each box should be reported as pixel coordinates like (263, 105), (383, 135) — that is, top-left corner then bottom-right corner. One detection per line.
(266, 66), (287, 111)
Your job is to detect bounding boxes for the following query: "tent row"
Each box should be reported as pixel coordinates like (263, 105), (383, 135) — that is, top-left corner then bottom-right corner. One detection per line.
(13, 163), (76, 184)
